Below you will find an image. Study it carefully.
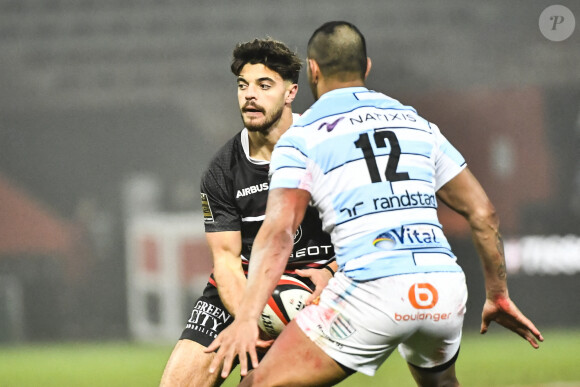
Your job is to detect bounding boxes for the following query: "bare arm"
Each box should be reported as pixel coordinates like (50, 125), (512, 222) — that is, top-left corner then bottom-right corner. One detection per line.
(205, 230), (246, 316)
(206, 188), (311, 377)
(244, 188), (310, 319)
(437, 168), (507, 300)
(437, 167), (543, 348)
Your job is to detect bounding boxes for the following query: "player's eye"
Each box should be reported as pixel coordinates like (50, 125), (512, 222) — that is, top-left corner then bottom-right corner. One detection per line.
(260, 83), (272, 90)
(238, 83), (248, 90)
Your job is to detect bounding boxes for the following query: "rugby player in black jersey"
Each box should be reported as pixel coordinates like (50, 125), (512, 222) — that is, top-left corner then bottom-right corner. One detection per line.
(159, 38), (337, 386)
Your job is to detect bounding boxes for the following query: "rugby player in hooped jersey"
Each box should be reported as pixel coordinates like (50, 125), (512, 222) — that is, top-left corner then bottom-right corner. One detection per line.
(159, 39), (337, 387)
(207, 21), (543, 386)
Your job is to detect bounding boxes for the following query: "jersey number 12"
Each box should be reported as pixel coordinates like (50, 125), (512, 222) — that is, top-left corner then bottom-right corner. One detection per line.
(354, 131), (410, 183)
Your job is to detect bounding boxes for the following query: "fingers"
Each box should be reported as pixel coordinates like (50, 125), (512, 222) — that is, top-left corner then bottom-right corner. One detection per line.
(532, 326), (543, 340)
(480, 311), (492, 334)
(256, 338), (275, 350)
(220, 352), (235, 379)
(294, 269), (318, 305)
(205, 335), (235, 379)
(207, 346), (222, 375)
(238, 347), (261, 377)
(502, 303), (544, 348)
(255, 337), (274, 355)
(524, 320), (544, 344)
(534, 330), (544, 343)
(205, 336), (220, 354)
(524, 326), (544, 346)
(206, 335), (233, 379)
(480, 303), (492, 334)
(306, 287), (322, 305)
(294, 269), (311, 278)
(480, 320), (489, 334)
(481, 298), (544, 348)
(207, 329), (264, 378)
(238, 349), (248, 377)
(513, 325), (540, 349)
(526, 334), (540, 349)
(517, 320), (544, 349)
(250, 347), (260, 370)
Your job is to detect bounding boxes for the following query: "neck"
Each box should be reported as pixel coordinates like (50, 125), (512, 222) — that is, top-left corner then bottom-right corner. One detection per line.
(316, 77), (365, 100)
(247, 106), (293, 161)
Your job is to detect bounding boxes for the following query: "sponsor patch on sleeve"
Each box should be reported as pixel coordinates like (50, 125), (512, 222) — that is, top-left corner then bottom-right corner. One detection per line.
(200, 193), (214, 222)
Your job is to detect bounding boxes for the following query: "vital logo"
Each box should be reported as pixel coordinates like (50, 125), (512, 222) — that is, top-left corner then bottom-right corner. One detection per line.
(408, 283), (438, 309)
(318, 117), (344, 132)
(373, 232), (396, 250)
(236, 182), (268, 198)
(201, 193), (214, 222)
(373, 225), (441, 251)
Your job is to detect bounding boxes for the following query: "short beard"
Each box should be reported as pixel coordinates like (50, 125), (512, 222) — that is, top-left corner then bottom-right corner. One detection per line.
(242, 104), (284, 135)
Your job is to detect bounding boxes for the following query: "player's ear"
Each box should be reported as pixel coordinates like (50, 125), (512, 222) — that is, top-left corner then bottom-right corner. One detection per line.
(308, 58), (320, 84)
(285, 83), (298, 104)
(364, 57), (372, 80)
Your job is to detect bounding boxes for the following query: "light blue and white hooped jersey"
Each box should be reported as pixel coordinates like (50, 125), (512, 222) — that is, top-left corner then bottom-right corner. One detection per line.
(270, 87), (466, 281)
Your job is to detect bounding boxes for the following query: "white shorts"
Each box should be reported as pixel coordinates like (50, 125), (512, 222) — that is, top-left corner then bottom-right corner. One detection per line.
(295, 271), (467, 376)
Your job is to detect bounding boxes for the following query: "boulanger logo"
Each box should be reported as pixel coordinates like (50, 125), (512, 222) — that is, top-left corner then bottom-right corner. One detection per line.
(408, 283), (438, 309)
(539, 5), (575, 42)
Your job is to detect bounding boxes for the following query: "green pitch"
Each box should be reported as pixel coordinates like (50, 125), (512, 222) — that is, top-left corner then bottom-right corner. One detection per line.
(0, 329), (578, 386)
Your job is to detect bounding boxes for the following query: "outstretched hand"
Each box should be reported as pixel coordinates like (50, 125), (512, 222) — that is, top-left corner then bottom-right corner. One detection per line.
(205, 318), (273, 379)
(480, 296), (544, 348)
(295, 267), (333, 305)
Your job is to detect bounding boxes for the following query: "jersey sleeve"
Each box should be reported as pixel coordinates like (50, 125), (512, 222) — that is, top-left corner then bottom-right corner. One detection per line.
(200, 164), (241, 232)
(431, 123), (467, 191)
(269, 131), (313, 193)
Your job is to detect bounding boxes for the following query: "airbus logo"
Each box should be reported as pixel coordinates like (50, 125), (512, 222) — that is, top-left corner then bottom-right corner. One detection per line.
(317, 117), (344, 132)
(236, 182), (268, 198)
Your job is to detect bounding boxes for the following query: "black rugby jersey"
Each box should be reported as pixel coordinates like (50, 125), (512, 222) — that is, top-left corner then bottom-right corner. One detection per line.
(200, 128), (334, 287)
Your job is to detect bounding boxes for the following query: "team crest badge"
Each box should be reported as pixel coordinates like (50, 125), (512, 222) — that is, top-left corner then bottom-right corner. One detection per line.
(329, 314), (356, 340)
(200, 193), (214, 222)
(294, 225), (303, 244)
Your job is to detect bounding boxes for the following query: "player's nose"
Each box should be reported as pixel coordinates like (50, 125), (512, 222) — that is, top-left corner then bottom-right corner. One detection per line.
(244, 83), (259, 100)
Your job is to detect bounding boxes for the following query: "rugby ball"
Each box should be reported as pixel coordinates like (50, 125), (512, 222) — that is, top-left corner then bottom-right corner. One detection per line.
(258, 275), (313, 338)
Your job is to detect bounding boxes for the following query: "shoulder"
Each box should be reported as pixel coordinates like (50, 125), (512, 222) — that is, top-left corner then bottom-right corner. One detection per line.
(276, 125), (308, 152)
(202, 131), (244, 183)
(207, 131), (243, 169)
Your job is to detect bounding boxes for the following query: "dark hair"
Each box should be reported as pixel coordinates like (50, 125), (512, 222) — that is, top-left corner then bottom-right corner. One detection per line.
(230, 38), (302, 84)
(307, 21), (367, 79)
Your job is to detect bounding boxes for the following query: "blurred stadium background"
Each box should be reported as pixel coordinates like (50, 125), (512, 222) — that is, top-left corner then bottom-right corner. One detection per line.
(0, 0), (579, 381)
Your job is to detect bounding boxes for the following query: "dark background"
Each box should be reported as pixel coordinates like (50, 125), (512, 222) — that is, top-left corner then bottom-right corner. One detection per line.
(0, 0), (578, 342)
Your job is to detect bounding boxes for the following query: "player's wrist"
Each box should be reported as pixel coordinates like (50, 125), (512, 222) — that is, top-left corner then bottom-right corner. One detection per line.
(323, 265), (335, 276)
